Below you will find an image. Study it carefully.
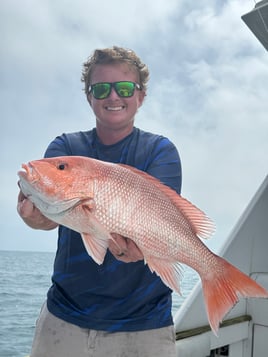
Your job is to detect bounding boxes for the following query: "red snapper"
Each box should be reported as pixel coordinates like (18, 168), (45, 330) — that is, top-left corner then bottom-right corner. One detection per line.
(18, 156), (268, 334)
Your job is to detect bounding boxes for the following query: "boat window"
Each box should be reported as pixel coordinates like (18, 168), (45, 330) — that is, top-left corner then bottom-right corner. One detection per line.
(208, 345), (229, 356)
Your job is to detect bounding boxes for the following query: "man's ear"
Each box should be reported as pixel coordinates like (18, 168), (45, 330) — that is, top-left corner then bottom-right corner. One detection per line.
(87, 93), (92, 107)
(138, 90), (146, 108)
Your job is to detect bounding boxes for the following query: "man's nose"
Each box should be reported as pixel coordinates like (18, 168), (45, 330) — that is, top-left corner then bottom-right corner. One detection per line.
(109, 87), (120, 99)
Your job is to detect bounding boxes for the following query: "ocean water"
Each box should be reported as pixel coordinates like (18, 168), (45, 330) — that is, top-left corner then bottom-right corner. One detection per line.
(0, 250), (199, 357)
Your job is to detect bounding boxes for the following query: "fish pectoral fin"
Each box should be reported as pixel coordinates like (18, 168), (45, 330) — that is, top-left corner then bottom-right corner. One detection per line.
(146, 256), (183, 294)
(81, 199), (96, 212)
(81, 232), (109, 265)
(73, 204), (122, 266)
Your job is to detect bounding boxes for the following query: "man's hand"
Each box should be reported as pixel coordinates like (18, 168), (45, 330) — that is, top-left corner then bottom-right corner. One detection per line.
(109, 233), (144, 263)
(17, 190), (58, 230)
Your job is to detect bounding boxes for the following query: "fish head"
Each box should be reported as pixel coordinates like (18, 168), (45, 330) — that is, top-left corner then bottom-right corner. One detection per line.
(17, 156), (96, 215)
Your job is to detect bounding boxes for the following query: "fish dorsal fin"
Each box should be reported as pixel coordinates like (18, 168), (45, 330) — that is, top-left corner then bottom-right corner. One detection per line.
(118, 164), (215, 240)
(167, 193), (215, 239)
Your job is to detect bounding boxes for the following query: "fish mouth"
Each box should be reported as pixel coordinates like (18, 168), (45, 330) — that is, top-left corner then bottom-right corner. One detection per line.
(17, 162), (41, 197)
(18, 163), (30, 177)
(18, 162), (38, 181)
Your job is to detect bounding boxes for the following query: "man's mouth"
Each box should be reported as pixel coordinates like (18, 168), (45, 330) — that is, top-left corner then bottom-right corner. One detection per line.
(105, 106), (125, 111)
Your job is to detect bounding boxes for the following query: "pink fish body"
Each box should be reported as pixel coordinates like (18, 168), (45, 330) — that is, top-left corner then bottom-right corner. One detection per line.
(18, 156), (268, 334)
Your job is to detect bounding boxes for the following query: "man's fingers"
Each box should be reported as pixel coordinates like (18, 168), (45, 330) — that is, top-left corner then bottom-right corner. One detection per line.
(108, 235), (144, 263)
(17, 198), (35, 217)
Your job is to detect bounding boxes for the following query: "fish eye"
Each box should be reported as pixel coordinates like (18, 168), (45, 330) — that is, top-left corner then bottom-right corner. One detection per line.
(57, 162), (67, 170)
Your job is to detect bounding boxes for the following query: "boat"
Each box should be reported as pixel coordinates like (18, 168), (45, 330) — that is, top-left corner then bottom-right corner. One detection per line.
(241, 0), (268, 51)
(174, 175), (268, 356)
(174, 5), (268, 354)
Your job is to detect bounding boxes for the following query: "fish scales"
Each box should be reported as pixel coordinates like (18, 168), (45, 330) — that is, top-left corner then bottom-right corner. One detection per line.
(18, 155), (268, 335)
(93, 163), (194, 259)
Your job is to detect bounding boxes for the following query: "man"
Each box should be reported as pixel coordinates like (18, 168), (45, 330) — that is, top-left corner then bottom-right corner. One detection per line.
(17, 46), (182, 357)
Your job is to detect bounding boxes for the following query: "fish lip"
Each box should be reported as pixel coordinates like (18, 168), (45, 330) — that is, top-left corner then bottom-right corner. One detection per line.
(18, 163), (31, 179)
(18, 162), (39, 183)
(20, 163), (31, 174)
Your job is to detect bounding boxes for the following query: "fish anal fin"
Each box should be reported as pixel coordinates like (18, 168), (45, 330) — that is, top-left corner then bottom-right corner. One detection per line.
(146, 256), (183, 294)
(202, 256), (268, 335)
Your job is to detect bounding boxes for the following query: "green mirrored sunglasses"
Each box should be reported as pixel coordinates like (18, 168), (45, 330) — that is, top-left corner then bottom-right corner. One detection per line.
(89, 81), (141, 99)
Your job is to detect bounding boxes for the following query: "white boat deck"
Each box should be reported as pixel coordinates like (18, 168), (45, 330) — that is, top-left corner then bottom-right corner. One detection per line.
(174, 175), (268, 357)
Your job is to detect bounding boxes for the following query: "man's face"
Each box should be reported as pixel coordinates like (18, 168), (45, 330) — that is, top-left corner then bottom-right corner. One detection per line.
(88, 63), (145, 133)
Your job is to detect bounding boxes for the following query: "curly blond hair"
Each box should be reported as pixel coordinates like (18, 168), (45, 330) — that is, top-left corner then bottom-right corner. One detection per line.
(81, 46), (149, 95)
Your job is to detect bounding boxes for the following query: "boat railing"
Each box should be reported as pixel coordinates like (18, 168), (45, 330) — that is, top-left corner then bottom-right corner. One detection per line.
(176, 315), (252, 357)
(176, 314), (252, 340)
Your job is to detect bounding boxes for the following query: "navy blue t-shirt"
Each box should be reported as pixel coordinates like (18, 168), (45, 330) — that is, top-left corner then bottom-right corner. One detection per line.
(45, 127), (182, 332)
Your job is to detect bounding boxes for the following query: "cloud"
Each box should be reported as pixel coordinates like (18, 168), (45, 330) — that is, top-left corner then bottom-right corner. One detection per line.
(1, 0), (267, 253)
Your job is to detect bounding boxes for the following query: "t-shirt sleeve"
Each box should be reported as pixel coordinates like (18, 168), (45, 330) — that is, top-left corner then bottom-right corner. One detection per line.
(146, 137), (182, 194)
(44, 134), (74, 158)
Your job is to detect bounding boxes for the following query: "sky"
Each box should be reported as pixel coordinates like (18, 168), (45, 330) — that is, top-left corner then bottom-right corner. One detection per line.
(1, 0), (267, 253)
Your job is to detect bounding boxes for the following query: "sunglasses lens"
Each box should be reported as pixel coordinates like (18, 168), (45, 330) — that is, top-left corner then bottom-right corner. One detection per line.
(90, 82), (138, 99)
(115, 82), (135, 97)
(92, 83), (111, 99)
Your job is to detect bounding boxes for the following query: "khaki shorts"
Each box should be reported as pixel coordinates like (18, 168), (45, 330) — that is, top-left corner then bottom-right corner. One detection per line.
(30, 302), (176, 357)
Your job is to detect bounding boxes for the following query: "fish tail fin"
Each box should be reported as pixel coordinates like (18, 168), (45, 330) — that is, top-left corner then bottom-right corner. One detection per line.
(202, 256), (268, 335)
